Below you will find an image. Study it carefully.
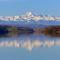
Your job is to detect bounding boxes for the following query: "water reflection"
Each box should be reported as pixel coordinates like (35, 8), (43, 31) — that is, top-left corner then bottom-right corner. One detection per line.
(0, 37), (60, 51)
(0, 25), (60, 51)
(0, 34), (60, 51)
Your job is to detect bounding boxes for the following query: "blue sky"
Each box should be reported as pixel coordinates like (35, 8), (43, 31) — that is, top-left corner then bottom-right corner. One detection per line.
(0, 0), (60, 16)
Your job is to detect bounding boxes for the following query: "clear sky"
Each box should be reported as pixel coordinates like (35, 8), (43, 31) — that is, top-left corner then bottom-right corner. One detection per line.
(0, 0), (60, 16)
(0, 0), (60, 60)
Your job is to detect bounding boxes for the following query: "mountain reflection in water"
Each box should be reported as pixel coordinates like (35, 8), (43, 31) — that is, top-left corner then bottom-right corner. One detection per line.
(0, 34), (60, 51)
(0, 25), (60, 51)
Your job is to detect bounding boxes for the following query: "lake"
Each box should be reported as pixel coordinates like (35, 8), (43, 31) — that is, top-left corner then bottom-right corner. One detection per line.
(0, 20), (60, 60)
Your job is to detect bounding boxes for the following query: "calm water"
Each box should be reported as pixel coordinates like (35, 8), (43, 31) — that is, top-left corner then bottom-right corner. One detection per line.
(0, 34), (60, 60)
(0, 20), (60, 60)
